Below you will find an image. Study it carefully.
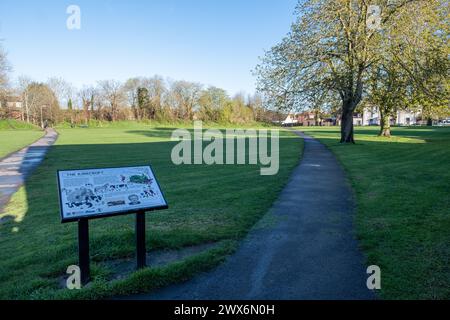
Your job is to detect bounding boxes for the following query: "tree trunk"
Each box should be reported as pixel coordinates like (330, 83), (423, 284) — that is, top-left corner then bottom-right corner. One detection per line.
(25, 97), (30, 123)
(426, 117), (433, 126)
(84, 101), (90, 124)
(340, 106), (355, 143)
(314, 110), (319, 125)
(379, 112), (391, 137)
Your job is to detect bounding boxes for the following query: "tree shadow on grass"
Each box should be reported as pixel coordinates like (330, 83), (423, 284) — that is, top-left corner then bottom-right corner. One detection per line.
(125, 128), (179, 139)
(0, 132), (302, 299)
(1, 125), (449, 299)
(296, 125), (450, 142)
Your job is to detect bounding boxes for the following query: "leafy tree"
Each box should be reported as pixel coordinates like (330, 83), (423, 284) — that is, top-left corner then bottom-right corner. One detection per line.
(368, 0), (449, 134)
(367, 62), (408, 136)
(198, 86), (229, 122)
(255, 0), (444, 142)
(391, 0), (450, 124)
(137, 87), (156, 120)
(222, 94), (254, 124)
(24, 82), (59, 127)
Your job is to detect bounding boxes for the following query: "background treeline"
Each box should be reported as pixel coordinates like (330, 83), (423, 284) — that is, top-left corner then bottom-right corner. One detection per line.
(1, 60), (277, 127)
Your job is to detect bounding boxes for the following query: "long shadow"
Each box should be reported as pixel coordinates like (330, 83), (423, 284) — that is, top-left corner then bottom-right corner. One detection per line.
(303, 131), (450, 299)
(126, 128), (178, 139)
(0, 130), (301, 298)
(297, 125), (450, 142)
(0, 139), (53, 225)
(1, 126), (448, 299)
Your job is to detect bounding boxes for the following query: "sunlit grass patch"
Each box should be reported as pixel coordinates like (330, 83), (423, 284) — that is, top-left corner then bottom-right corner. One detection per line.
(0, 123), (302, 299)
(298, 125), (450, 299)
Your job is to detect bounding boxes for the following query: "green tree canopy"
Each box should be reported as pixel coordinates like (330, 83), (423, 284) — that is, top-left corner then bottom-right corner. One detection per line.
(255, 0), (449, 142)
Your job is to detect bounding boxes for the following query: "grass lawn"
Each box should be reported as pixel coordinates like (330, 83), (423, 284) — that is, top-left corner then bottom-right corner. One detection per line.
(298, 126), (450, 299)
(0, 120), (44, 158)
(0, 123), (302, 299)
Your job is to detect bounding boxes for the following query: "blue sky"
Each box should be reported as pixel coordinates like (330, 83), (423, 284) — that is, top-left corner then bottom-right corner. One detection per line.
(0, 0), (298, 95)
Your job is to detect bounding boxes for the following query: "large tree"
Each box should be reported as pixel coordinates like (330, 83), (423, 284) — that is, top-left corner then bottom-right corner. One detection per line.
(78, 85), (96, 124)
(124, 76), (167, 120)
(371, 0), (449, 135)
(24, 82), (59, 127)
(0, 45), (10, 85)
(123, 77), (143, 119)
(390, 0), (450, 125)
(46, 77), (74, 108)
(0, 45), (11, 114)
(168, 80), (202, 120)
(97, 80), (125, 121)
(17, 76), (33, 122)
(143, 76), (166, 120)
(255, 0), (442, 142)
(198, 86), (229, 122)
(367, 61), (408, 137)
(137, 87), (154, 119)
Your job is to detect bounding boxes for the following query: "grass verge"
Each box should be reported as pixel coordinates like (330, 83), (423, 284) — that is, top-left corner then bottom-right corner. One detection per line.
(0, 120), (43, 158)
(298, 126), (450, 299)
(0, 123), (302, 299)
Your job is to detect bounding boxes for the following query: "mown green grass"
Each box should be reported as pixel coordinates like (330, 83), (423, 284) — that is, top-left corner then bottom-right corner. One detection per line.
(0, 120), (43, 158)
(0, 119), (41, 130)
(0, 123), (302, 299)
(298, 126), (450, 299)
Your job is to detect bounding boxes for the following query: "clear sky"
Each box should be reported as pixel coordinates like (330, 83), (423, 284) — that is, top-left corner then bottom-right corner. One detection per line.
(0, 0), (298, 95)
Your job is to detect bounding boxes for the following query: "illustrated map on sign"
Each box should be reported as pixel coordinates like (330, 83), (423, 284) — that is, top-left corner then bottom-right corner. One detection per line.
(57, 166), (167, 221)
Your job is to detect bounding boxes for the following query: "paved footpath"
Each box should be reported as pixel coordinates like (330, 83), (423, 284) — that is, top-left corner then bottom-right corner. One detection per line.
(127, 131), (375, 300)
(0, 128), (58, 214)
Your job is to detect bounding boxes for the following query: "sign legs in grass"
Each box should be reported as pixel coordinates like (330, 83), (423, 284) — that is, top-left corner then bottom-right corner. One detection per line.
(136, 211), (146, 269)
(77, 212), (147, 286)
(58, 166), (168, 286)
(78, 219), (90, 285)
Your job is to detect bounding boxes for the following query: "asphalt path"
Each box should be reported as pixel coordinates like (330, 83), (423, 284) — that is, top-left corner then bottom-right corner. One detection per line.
(125, 130), (375, 300)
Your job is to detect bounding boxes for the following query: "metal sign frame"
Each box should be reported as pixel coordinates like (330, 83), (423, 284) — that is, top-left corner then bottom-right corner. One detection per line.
(57, 165), (168, 285)
(57, 165), (168, 223)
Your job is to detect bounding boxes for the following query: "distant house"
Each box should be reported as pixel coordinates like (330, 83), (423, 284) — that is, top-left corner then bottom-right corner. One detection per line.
(296, 112), (320, 126)
(353, 113), (363, 126)
(0, 96), (24, 120)
(361, 107), (419, 126)
(274, 107), (423, 127)
(322, 117), (338, 126)
(281, 114), (298, 126)
(362, 107), (380, 125)
(0, 96), (22, 109)
(395, 110), (419, 126)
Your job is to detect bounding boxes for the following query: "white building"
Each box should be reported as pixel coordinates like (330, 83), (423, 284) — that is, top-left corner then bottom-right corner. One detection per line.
(362, 107), (380, 126)
(396, 110), (419, 126)
(281, 114), (298, 126)
(360, 107), (419, 126)
(0, 96), (23, 109)
(353, 113), (363, 126)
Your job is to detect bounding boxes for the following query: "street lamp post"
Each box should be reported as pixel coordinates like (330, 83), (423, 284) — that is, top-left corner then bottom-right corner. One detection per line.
(40, 104), (48, 129)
